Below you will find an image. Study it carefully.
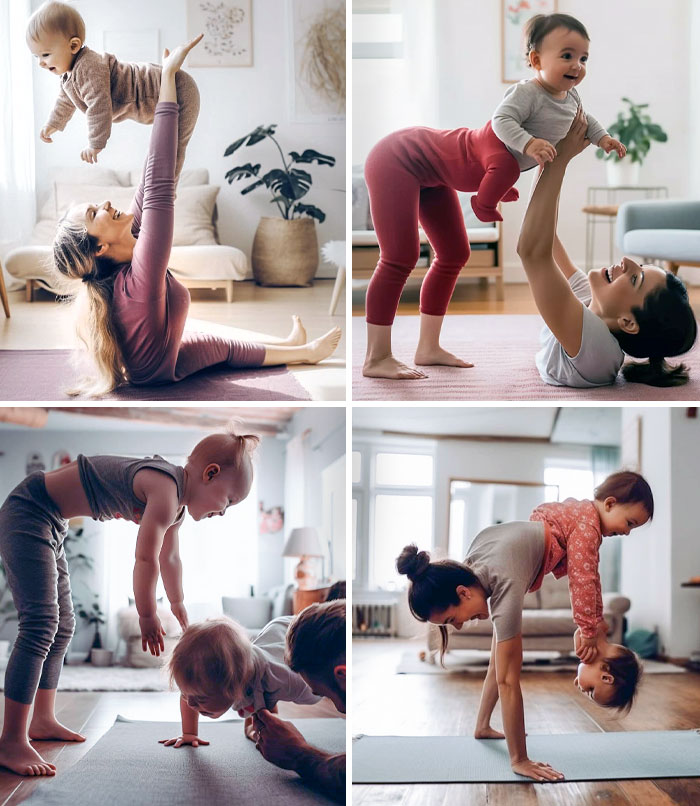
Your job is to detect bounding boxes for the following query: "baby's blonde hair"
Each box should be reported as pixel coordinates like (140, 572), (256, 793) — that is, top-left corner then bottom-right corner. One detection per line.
(26, 1), (85, 44)
(168, 617), (264, 703)
(188, 425), (260, 473)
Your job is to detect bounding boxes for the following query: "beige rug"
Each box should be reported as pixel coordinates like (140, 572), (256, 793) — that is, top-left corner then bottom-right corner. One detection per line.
(397, 650), (687, 675)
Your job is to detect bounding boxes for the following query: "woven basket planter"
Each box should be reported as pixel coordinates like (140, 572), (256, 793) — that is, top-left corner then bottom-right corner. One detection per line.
(251, 217), (319, 286)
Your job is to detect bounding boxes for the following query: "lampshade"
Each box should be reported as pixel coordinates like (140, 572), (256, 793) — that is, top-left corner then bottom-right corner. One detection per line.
(282, 527), (323, 557)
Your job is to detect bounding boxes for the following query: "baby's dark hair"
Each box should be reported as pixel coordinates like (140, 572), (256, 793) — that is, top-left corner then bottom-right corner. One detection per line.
(594, 471), (654, 520)
(616, 272), (697, 387)
(396, 544), (479, 662)
(524, 13), (590, 64)
(601, 646), (643, 714)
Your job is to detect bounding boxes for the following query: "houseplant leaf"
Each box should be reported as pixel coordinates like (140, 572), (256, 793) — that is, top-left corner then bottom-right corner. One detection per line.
(293, 203), (326, 223)
(289, 149), (336, 167)
(225, 163), (261, 183)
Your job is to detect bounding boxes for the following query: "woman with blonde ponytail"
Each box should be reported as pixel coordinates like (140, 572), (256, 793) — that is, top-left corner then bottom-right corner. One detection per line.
(53, 34), (341, 397)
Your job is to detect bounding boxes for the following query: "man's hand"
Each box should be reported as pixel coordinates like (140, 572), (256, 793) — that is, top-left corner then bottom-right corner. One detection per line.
(524, 137), (557, 167)
(170, 602), (189, 632)
(598, 135), (626, 160)
(40, 125), (58, 143)
(139, 614), (166, 655)
(159, 733), (210, 749)
(80, 146), (102, 164)
(252, 709), (308, 770)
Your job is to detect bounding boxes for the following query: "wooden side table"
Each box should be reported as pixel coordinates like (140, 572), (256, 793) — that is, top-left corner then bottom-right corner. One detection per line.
(583, 185), (668, 270)
(293, 585), (331, 615)
(0, 259), (10, 318)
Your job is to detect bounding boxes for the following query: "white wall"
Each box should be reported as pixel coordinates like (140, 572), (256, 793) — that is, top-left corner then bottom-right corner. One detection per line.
(28, 0), (345, 277)
(354, 0), (695, 283)
(620, 407), (700, 658)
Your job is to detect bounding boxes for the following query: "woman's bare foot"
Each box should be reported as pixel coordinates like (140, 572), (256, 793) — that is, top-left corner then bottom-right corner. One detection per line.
(0, 739), (57, 776)
(363, 354), (427, 380)
(280, 315), (307, 347)
(474, 727), (505, 740)
(29, 718), (86, 742)
(414, 346), (473, 368)
(304, 327), (342, 364)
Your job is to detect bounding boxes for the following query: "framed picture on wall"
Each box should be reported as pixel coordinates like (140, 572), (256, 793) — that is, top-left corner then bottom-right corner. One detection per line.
(501, 0), (557, 84)
(186, 0), (253, 67)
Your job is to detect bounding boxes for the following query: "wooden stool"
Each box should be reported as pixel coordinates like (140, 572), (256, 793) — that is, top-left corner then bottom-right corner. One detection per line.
(0, 259), (10, 318)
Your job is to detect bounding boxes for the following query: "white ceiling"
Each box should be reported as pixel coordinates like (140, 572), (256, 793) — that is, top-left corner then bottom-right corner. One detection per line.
(352, 407), (621, 446)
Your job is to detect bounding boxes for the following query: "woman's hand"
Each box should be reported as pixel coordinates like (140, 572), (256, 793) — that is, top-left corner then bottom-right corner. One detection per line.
(512, 758), (565, 782)
(159, 733), (210, 749)
(139, 614), (166, 655)
(555, 105), (590, 163)
(161, 33), (203, 75)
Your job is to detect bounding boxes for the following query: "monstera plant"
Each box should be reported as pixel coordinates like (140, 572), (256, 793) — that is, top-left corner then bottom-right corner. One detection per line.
(224, 125), (336, 286)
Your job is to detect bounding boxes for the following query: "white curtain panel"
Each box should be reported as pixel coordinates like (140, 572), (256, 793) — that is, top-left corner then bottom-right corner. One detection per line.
(0, 0), (35, 289)
(283, 434), (306, 584)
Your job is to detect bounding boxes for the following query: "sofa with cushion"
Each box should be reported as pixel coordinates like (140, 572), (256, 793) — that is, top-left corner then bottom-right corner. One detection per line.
(426, 573), (631, 660)
(221, 583), (295, 640)
(352, 165), (504, 299)
(5, 166), (247, 302)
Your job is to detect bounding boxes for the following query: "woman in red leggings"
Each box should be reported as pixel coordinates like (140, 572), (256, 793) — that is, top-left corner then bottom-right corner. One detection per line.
(52, 35), (340, 396)
(362, 122), (520, 380)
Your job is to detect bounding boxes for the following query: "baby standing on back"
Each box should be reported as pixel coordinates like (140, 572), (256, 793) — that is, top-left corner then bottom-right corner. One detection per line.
(26, 0), (199, 181)
(0, 428), (258, 777)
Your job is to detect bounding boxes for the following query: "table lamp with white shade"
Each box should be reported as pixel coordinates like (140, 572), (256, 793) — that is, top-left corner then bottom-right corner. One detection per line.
(283, 526), (323, 590)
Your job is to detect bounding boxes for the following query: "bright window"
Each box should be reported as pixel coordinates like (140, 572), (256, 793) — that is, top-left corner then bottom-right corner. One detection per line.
(375, 452), (433, 486)
(544, 466), (594, 502)
(373, 494), (433, 589)
(352, 451), (362, 484)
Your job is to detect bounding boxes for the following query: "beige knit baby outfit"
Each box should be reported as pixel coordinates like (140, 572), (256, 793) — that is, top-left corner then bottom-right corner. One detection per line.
(46, 46), (200, 182)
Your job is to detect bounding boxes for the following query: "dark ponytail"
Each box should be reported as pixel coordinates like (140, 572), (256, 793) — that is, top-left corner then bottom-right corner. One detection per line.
(616, 273), (697, 387)
(396, 544), (478, 662)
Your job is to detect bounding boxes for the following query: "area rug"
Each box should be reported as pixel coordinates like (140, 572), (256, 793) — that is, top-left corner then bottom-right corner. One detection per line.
(0, 664), (171, 692)
(352, 730), (700, 783)
(396, 650), (686, 675)
(24, 716), (344, 805)
(352, 315), (700, 400)
(0, 350), (311, 401)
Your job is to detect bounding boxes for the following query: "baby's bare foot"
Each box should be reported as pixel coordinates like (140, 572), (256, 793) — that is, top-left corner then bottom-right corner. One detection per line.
(0, 739), (57, 776)
(414, 347), (473, 368)
(29, 718), (86, 742)
(363, 355), (427, 380)
(305, 327), (342, 364)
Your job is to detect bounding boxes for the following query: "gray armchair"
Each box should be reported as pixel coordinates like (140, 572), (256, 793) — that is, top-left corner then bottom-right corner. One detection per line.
(616, 199), (700, 275)
(221, 583), (294, 639)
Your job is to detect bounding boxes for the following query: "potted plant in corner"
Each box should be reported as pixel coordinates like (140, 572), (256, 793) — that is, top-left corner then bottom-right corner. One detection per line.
(224, 125), (336, 286)
(0, 560), (18, 667)
(596, 97), (668, 187)
(76, 593), (110, 666)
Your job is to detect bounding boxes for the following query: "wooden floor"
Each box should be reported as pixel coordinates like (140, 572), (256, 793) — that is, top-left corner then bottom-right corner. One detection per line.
(0, 279), (346, 401)
(353, 638), (700, 805)
(351, 280), (700, 318)
(0, 690), (339, 805)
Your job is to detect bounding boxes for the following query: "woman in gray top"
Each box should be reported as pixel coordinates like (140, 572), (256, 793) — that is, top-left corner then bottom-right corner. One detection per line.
(397, 527), (566, 783)
(519, 107), (696, 388)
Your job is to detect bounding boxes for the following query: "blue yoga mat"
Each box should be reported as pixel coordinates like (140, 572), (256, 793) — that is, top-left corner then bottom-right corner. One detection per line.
(353, 730), (700, 783)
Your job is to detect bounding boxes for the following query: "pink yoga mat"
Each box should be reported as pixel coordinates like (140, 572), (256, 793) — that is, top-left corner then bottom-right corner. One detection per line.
(0, 350), (311, 401)
(353, 315), (700, 401)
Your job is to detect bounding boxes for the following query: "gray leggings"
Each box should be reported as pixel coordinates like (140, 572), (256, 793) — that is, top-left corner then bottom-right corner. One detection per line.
(0, 473), (75, 705)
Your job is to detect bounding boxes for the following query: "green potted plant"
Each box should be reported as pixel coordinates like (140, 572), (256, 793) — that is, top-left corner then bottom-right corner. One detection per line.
(224, 125), (336, 286)
(75, 593), (109, 665)
(596, 97), (668, 187)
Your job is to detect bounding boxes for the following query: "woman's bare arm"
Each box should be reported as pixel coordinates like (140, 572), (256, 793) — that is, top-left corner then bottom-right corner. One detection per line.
(517, 108), (590, 356)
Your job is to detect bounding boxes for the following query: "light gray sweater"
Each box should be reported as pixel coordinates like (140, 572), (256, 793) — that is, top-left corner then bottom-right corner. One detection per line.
(492, 80), (608, 171)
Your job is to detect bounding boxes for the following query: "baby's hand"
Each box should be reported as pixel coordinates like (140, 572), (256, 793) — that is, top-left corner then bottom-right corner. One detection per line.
(159, 733), (210, 749)
(139, 614), (166, 655)
(599, 135), (626, 159)
(575, 633), (598, 664)
(170, 602), (189, 633)
(524, 137), (556, 167)
(40, 125), (58, 143)
(80, 146), (102, 164)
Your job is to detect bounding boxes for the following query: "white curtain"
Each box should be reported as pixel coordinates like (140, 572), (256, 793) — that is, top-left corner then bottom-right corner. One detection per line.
(0, 0), (35, 288)
(283, 434), (306, 584)
(592, 445), (622, 592)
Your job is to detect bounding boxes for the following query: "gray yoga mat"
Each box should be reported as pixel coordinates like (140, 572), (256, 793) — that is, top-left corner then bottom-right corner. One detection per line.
(25, 716), (344, 805)
(353, 730), (700, 783)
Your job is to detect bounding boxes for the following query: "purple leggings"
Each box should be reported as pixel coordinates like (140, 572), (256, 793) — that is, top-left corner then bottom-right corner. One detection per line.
(364, 124), (520, 326)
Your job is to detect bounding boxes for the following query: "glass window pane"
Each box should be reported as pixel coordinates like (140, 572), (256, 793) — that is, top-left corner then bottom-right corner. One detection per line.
(544, 468), (594, 502)
(375, 452), (433, 487)
(352, 498), (358, 580)
(373, 494), (432, 588)
(352, 451), (362, 484)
